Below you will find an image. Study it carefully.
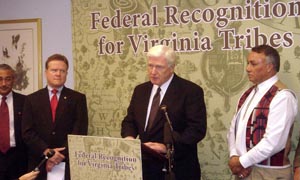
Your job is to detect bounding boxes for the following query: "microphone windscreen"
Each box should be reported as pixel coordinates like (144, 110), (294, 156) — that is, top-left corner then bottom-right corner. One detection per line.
(46, 149), (55, 158)
(160, 105), (167, 112)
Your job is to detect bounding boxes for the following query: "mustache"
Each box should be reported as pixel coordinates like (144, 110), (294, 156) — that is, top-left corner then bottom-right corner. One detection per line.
(0, 86), (10, 90)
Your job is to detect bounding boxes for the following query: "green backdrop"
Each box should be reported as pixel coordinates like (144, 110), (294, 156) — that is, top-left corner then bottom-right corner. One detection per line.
(71, 1), (300, 179)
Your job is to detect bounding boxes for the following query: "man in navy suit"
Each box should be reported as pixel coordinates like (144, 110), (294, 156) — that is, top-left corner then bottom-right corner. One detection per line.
(22, 54), (88, 180)
(0, 64), (27, 180)
(121, 45), (207, 180)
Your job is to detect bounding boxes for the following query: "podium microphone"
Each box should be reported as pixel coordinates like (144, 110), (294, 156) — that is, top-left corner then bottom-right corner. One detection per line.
(161, 105), (176, 180)
(161, 105), (173, 132)
(34, 149), (55, 171)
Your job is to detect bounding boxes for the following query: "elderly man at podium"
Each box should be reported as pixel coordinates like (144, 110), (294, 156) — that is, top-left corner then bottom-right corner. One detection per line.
(121, 45), (207, 180)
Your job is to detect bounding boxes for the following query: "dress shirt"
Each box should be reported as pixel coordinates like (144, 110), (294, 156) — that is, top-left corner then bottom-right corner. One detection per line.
(228, 75), (298, 168)
(48, 86), (63, 101)
(144, 74), (174, 131)
(1, 92), (16, 147)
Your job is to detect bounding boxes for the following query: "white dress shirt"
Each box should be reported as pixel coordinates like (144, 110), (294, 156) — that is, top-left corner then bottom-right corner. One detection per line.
(227, 75), (298, 168)
(1, 92), (16, 147)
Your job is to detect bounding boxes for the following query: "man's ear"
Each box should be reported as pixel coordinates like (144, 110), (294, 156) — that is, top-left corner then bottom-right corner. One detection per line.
(266, 63), (274, 73)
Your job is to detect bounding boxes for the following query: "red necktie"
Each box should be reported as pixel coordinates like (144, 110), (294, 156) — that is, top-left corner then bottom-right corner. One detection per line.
(0, 96), (10, 153)
(51, 89), (58, 122)
(147, 87), (161, 131)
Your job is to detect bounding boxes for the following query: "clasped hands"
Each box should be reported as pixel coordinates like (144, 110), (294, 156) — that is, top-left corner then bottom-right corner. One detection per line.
(44, 147), (66, 172)
(228, 156), (252, 179)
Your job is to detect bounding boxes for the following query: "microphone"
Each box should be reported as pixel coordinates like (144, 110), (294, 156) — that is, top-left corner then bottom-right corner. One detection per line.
(34, 149), (55, 171)
(161, 105), (176, 179)
(161, 105), (173, 132)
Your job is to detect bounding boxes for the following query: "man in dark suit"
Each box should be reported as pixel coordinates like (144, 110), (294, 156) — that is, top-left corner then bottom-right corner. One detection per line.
(121, 45), (207, 180)
(22, 54), (88, 180)
(0, 64), (27, 180)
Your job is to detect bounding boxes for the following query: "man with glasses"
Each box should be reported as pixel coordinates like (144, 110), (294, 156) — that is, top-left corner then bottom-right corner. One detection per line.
(22, 54), (88, 180)
(121, 45), (207, 180)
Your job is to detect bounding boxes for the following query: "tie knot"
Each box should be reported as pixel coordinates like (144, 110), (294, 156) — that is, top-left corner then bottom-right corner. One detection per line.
(2, 96), (7, 101)
(157, 87), (161, 93)
(52, 89), (58, 94)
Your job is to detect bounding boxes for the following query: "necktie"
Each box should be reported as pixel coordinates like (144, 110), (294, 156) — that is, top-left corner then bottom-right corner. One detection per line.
(147, 87), (161, 131)
(0, 96), (10, 153)
(51, 89), (58, 122)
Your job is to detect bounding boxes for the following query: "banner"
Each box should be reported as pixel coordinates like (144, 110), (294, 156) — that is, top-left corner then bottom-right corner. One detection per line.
(72, 1), (300, 179)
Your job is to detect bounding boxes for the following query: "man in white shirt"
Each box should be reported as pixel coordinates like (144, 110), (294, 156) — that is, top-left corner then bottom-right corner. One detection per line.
(227, 44), (298, 179)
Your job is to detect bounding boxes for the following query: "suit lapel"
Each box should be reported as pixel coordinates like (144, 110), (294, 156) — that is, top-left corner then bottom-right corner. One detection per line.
(161, 77), (178, 108)
(141, 83), (153, 130)
(12, 92), (22, 145)
(39, 88), (54, 125)
(55, 87), (68, 123)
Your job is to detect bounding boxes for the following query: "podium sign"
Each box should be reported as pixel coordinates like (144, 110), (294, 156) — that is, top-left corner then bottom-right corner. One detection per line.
(68, 135), (143, 180)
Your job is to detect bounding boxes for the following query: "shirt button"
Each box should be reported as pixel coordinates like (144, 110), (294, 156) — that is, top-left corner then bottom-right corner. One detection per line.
(52, 131), (56, 135)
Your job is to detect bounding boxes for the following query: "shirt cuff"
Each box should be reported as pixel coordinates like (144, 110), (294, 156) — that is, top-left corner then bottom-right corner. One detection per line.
(239, 154), (252, 168)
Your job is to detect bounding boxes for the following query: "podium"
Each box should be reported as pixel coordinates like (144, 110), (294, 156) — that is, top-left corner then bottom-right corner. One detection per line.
(68, 135), (143, 180)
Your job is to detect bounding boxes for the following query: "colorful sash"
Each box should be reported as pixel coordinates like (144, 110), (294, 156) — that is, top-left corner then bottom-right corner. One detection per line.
(237, 83), (290, 166)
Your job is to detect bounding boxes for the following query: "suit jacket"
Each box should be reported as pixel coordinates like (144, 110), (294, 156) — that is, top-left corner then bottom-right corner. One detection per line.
(121, 74), (207, 179)
(0, 92), (27, 180)
(12, 92), (28, 172)
(22, 86), (88, 180)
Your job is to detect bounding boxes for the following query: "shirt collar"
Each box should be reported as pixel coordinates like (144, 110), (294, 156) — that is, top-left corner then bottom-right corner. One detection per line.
(47, 86), (63, 94)
(157, 74), (174, 94)
(256, 74), (278, 93)
(0, 91), (12, 99)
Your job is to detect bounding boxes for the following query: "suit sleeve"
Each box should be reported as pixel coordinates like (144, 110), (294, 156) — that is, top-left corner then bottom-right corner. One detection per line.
(71, 94), (88, 135)
(173, 86), (207, 145)
(22, 97), (49, 156)
(121, 88), (139, 138)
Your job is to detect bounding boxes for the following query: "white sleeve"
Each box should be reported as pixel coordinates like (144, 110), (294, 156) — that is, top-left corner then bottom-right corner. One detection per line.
(227, 111), (239, 157)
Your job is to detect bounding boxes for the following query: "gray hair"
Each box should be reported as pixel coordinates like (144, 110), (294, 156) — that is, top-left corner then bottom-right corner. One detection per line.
(147, 45), (176, 67)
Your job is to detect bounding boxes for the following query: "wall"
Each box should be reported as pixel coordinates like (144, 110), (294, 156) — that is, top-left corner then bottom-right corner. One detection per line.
(0, 0), (74, 88)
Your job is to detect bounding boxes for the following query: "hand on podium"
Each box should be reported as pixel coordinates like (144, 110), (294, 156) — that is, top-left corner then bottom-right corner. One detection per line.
(144, 142), (167, 154)
(141, 143), (167, 161)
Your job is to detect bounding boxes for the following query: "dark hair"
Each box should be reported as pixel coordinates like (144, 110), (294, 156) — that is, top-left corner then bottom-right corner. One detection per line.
(45, 54), (69, 70)
(0, 63), (15, 77)
(251, 44), (280, 72)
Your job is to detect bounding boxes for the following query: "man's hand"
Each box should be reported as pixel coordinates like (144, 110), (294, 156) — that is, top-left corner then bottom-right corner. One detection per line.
(19, 171), (39, 180)
(45, 147), (66, 172)
(124, 136), (135, 140)
(143, 142), (167, 154)
(228, 156), (243, 174)
(294, 167), (300, 180)
(228, 156), (252, 179)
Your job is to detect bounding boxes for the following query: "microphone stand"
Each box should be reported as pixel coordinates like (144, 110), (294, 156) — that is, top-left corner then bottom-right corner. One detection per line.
(161, 105), (176, 180)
